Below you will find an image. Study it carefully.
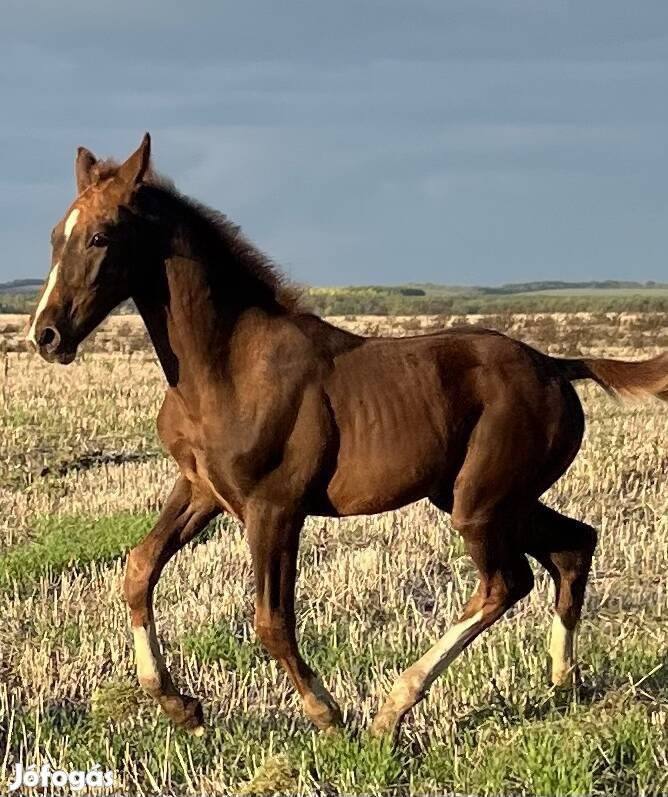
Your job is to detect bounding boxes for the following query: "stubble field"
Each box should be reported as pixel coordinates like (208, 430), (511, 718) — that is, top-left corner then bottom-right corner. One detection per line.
(0, 312), (666, 795)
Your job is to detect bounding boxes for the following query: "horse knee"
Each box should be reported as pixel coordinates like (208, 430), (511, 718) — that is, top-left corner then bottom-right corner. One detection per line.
(124, 545), (153, 613)
(254, 618), (293, 660)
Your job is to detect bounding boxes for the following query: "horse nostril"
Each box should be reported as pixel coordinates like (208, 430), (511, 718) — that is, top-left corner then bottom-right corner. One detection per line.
(38, 326), (60, 350)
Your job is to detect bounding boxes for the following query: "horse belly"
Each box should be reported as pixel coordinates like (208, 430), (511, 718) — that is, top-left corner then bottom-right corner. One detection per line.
(325, 412), (449, 516)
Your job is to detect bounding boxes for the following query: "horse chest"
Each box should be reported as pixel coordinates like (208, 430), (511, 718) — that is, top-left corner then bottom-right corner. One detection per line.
(157, 393), (242, 516)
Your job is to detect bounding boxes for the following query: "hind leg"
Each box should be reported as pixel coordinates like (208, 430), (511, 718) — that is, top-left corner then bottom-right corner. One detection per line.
(370, 515), (534, 739)
(526, 502), (597, 686)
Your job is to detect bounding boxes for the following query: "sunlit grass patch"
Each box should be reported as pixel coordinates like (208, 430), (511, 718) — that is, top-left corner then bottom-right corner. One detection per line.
(304, 729), (410, 795)
(3, 703), (314, 794)
(91, 679), (142, 724)
(181, 618), (420, 683)
(182, 623), (261, 670)
(585, 622), (668, 694)
(7, 694), (665, 796)
(415, 701), (668, 796)
(238, 753), (300, 795)
(0, 511), (157, 590)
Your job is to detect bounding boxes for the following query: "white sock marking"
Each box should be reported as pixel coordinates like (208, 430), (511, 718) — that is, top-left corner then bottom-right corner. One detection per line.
(64, 208), (80, 241)
(549, 614), (576, 684)
(388, 609), (484, 711)
(27, 262), (60, 346)
(132, 625), (160, 688)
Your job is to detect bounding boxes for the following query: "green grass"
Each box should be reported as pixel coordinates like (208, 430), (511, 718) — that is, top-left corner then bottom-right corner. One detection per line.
(415, 701), (668, 796)
(0, 512), (158, 590)
(182, 623), (261, 670)
(5, 690), (666, 795)
(0, 512), (235, 592)
(4, 512), (665, 793)
(173, 617), (668, 793)
(182, 619), (419, 681)
(588, 627), (668, 689)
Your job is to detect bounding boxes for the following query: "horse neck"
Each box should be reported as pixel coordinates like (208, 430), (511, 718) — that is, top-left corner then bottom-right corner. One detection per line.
(133, 251), (282, 389)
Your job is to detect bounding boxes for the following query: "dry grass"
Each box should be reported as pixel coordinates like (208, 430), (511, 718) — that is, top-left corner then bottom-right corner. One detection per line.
(2, 311), (667, 356)
(0, 313), (666, 795)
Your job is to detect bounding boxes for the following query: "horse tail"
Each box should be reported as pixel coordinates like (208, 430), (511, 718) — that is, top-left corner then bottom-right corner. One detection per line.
(552, 353), (668, 402)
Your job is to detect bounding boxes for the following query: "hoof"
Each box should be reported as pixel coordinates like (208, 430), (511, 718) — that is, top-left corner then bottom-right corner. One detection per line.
(159, 693), (205, 732)
(369, 708), (402, 741)
(550, 662), (580, 689)
(303, 693), (343, 732)
(321, 722), (345, 738)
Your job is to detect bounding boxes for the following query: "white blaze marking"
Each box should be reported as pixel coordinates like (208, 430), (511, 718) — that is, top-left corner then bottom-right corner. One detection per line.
(132, 625), (161, 689)
(27, 262), (60, 346)
(386, 609), (484, 712)
(28, 207), (80, 347)
(549, 614), (576, 685)
(64, 208), (80, 241)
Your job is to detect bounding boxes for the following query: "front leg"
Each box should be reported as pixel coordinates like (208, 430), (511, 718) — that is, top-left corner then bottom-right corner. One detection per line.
(124, 476), (219, 732)
(246, 502), (342, 731)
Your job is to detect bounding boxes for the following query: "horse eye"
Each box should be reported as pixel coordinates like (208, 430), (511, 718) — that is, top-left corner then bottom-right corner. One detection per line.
(89, 232), (109, 248)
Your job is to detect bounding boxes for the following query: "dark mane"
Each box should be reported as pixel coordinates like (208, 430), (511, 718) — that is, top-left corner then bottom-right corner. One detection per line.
(94, 159), (302, 312)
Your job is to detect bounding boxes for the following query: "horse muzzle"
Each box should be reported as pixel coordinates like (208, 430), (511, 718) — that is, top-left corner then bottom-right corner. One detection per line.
(31, 325), (77, 364)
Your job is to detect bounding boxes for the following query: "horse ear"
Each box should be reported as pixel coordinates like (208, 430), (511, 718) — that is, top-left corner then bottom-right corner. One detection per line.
(118, 132), (151, 187)
(75, 146), (97, 193)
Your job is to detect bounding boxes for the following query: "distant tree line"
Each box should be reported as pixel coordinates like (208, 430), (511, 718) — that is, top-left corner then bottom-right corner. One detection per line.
(302, 288), (668, 315)
(2, 279), (667, 316)
(478, 280), (667, 295)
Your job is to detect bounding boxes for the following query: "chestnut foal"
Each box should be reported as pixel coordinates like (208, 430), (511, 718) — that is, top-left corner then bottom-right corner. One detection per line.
(29, 135), (667, 738)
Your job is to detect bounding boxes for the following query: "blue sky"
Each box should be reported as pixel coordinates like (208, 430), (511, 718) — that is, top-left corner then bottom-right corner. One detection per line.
(2, 1), (667, 286)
